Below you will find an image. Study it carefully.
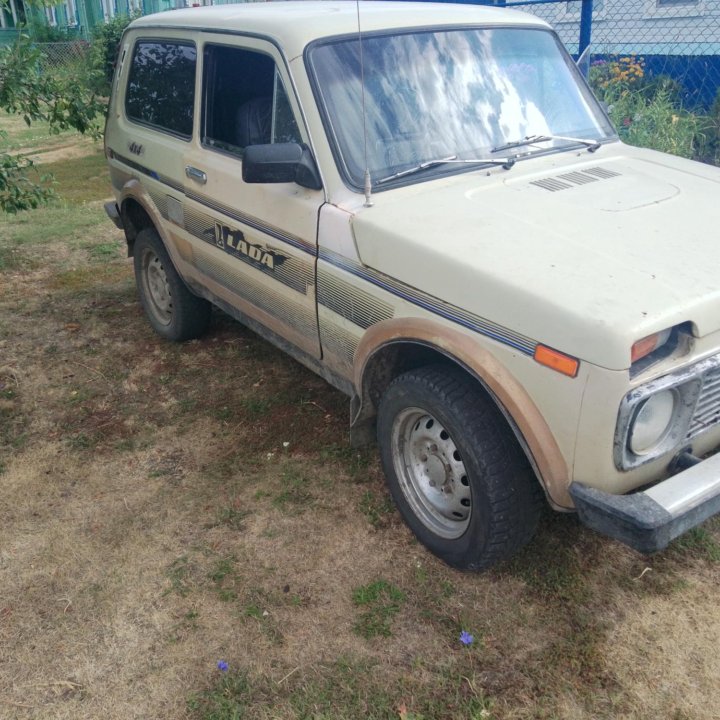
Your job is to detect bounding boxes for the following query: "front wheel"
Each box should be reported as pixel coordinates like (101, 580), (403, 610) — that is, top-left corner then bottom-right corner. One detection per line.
(133, 228), (211, 341)
(377, 366), (541, 570)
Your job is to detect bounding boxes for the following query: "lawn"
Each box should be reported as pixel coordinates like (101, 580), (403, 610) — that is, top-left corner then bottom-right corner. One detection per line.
(1, 124), (719, 720)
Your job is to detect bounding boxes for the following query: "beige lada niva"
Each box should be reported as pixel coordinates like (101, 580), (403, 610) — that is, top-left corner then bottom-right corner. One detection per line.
(104, 1), (720, 570)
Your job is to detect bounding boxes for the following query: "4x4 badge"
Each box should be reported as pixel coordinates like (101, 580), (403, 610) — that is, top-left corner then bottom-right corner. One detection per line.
(128, 141), (144, 156)
(214, 223), (286, 270)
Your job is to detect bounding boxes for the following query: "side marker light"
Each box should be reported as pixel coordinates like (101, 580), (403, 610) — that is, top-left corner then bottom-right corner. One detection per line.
(534, 345), (579, 378)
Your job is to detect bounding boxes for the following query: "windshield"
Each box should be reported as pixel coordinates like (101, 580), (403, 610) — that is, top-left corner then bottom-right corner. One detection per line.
(308, 27), (615, 188)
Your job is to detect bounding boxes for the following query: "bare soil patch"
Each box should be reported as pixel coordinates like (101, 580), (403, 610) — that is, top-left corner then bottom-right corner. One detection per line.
(26, 138), (99, 165)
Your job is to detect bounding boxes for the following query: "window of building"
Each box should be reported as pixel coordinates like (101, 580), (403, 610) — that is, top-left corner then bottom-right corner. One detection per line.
(647, 0), (703, 18)
(202, 44), (301, 157)
(125, 41), (197, 138)
(44, 5), (57, 26)
(65, 0), (76, 26)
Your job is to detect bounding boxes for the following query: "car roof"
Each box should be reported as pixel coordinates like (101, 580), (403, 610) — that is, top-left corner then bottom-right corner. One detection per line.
(129, 1), (550, 57)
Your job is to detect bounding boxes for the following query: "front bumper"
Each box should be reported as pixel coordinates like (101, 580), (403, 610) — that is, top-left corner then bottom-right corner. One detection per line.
(570, 451), (720, 553)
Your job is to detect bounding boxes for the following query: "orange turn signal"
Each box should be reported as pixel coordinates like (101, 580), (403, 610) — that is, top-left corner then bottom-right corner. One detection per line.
(534, 344), (579, 378)
(631, 329), (671, 364)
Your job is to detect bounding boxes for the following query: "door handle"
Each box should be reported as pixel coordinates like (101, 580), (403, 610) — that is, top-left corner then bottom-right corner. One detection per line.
(185, 166), (207, 184)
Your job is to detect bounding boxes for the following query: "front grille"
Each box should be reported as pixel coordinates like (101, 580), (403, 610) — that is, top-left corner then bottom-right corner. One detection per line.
(687, 366), (720, 440)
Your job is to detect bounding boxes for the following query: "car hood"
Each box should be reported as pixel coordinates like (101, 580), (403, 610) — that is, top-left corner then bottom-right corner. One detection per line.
(350, 143), (720, 371)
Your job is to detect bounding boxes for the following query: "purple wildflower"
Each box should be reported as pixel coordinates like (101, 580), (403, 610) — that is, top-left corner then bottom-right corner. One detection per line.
(459, 630), (474, 646)
(217, 660), (229, 672)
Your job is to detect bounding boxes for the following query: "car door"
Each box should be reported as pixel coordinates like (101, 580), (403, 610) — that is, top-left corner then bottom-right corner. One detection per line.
(181, 36), (323, 358)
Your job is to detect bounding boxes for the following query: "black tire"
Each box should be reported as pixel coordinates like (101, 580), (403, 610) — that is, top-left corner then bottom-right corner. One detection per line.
(377, 365), (542, 570)
(133, 228), (211, 341)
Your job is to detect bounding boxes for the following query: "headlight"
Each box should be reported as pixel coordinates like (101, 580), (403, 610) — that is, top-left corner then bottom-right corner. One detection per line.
(628, 390), (676, 455)
(615, 361), (707, 471)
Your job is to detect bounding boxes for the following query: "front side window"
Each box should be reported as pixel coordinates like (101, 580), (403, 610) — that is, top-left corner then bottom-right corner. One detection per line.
(308, 28), (615, 188)
(202, 44), (301, 157)
(125, 40), (196, 138)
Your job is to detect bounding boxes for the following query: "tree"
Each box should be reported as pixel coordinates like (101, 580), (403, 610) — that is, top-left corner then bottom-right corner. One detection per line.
(0, 30), (105, 213)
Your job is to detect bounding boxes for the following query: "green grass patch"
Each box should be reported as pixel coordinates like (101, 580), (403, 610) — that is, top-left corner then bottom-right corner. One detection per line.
(188, 658), (495, 720)
(0, 152), (114, 273)
(0, 110), (81, 151)
(352, 579), (406, 639)
(272, 468), (314, 513)
(165, 555), (194, 598)
(499, 513), (591, 603)
(320, 444), (375, 482)
(87, 241), (122, 261)
(208, 557), (240, 602)
(168, 609), (201, 644)
(206, 504), (248, 531)
(359, 489), (396, 529)
(49, 263), (129, 292)
(670, 521), (720, 562)
(43, 151), (111, 204)
(239, 396), (272, 420)
(2, 203), (107, 248)
(188, 670), (255, 720)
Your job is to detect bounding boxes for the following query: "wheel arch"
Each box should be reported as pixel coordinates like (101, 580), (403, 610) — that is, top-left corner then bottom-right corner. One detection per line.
(118, 180), (166, 257)
(352, 318), (571, 509)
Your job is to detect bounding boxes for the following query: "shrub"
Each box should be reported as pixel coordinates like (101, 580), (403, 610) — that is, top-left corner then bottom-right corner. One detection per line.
(590, 55), (713, 164)
(89, 13), (138, 94)
(26, 18), (76, 43)
(604, 86), (704, 159)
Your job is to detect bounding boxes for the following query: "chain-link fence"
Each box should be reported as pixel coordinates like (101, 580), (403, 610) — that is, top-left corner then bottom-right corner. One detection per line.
(480, 0), (720, 111)
(36, 40), (90, 69)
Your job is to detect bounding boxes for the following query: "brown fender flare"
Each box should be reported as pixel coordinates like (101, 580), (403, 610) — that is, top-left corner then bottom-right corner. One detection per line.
(117, 181), (184, 263)
(353, 318), (572, 510)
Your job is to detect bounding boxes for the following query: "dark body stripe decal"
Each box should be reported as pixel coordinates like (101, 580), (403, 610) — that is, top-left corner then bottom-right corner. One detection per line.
(319, 247), (536, 356)
(113, 150), (539, 356)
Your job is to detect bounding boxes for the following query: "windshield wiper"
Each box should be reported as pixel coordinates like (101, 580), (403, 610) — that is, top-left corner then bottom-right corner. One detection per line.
(376, 155), (515, 185)
(491, 134), (601, 154)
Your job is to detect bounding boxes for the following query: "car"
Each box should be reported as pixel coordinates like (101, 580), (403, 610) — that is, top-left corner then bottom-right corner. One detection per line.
(104, 1), (720, 570)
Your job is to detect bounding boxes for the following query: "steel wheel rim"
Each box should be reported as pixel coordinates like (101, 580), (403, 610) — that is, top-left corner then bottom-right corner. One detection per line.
(141, 250), (173, 326)
(391, 407), (471, 539)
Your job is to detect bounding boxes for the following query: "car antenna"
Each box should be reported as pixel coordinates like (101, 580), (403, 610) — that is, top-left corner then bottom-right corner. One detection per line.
(356, 0), (373, 207)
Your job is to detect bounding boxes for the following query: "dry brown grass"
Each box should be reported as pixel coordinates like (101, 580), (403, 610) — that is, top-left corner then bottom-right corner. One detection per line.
(2, 143), (720, 720)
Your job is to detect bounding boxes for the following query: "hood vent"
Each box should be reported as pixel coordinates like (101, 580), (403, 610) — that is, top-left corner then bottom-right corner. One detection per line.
(531, 166), (622, 192)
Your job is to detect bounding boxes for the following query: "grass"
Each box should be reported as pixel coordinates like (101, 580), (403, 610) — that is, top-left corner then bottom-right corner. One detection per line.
(359, 488), (396, 528)
(0, 109), (82, 152)
(271, 467), (314, 513)
(352, 579), (406, 639)
(188, 658), (496, 720)
(671, 521), (720, 562)
(2, 135), (720, 720)
(165, 555), (194, 597)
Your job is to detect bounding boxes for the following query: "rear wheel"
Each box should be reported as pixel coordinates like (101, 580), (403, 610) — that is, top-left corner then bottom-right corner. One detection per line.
(377, 365), (542, 570)
(134, 228), (211, 341)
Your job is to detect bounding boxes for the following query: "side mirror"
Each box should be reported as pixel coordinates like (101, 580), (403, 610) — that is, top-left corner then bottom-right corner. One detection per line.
(242, 143), (322, 191)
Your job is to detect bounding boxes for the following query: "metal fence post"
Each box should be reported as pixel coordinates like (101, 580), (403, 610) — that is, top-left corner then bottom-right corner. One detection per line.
(579, 0), (593, 58)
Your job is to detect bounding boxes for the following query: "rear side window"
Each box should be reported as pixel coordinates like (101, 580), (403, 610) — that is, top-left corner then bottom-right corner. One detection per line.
(125, 40), (197, 138)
